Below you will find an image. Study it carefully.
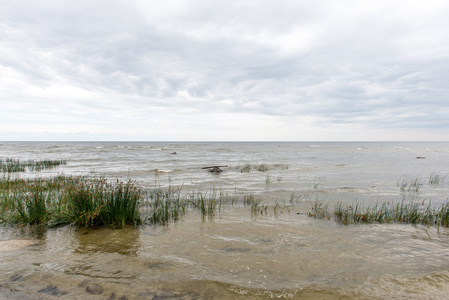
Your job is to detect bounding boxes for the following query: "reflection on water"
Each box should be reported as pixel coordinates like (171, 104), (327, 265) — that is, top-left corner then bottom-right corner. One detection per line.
(2, 207), (449, 299)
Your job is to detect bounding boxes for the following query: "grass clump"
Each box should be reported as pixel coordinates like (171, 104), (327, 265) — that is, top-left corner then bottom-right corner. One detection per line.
(237, 163), (288, 173)
(145, 187), (186, 225)
(265, 175), (273, 184)
(143, 187), (254, 224)
(308, 199), (449, 230)
(0, 175), (142, 228)
(1, 171), (263, 228)
(308, 200), (330, 220)
(188, 190), (218, 220)
(0, 158), (66, 173)
(429, 172), (446, 185)
(65, 178), (142, 228)
(397, 176), (422, 193)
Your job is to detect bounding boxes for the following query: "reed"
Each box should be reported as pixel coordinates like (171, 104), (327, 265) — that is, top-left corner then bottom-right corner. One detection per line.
(308, 200), (330, 220)
(256, 164), (270, 172)
(308, 199), (449, 228)
(240, 164), (252, 173)
(289, 190), (306, 204)
(237, 163), (287, 173)
(309, 176), (324, 190)
(397, 176), (422, 193)
(187, 190), (217, 220)
(144, 187), (249, 224)
(436, 202), (449, 229)
(0, 158), (66, 173)
(12, 184), (49, 225)
(429, 172), (446, 185)
(265, 175), (273, 184)
(0, 175), (142, 228)
(145, 187), (186, 225)
(57, 177), (142, 228)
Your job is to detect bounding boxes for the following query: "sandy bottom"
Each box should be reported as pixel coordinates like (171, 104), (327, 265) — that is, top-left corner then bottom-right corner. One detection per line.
(0, 239), (39, 252)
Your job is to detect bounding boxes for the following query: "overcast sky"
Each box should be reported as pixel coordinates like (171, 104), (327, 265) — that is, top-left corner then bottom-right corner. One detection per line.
(1, 0), (448, 141)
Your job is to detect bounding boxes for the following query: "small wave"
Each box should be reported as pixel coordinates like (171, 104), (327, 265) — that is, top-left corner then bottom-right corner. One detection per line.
(156, 169), (174, 173)
(144, 169), (178, 174)
(336, 187), (372, 192)
(208, 235), (258, 245)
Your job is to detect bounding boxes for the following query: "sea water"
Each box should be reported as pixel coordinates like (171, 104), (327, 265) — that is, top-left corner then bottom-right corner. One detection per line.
(1, 141), (449, 299)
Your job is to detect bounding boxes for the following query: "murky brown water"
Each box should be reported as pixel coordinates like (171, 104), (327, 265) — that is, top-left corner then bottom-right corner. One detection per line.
(1, 142), (449, 298)
(2, 205), (449, 299)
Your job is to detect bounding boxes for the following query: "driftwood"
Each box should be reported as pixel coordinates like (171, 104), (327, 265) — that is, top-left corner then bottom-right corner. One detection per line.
(202, 165), (228, 173)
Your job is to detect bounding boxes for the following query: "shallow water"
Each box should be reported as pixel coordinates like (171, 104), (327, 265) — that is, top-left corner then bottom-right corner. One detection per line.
(1, 142), (449, 299)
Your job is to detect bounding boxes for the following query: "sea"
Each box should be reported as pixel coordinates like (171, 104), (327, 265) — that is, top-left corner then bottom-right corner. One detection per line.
(1, 141), (449, 299)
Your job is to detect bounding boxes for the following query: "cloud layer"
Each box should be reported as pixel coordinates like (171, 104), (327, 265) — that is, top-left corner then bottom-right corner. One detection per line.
(1, 0), (449, 141)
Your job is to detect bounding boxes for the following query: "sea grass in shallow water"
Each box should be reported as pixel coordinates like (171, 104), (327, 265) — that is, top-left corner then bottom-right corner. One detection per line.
(0, 175), (141, 228)
(309, 199), (449, 230)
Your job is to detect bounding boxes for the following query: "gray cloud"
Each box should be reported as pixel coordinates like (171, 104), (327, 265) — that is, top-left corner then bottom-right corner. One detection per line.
(1, 0), (449, 140)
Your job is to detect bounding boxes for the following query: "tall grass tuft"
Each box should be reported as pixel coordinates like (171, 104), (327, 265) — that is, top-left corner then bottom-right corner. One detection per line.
(397, 176), (422, 193)
(0, 158), (66, 173)
(308, 200), (330, 220)
(65, 178), (142, 228)
(0, 175), (142, 228)
(145, 187), (186, 225)
(429, 172), (446, 185)
(13, 184), (49, 225)
(237, 163), (287, 173)
(436, 202), (449, 229)
(308, 199), (449, 229)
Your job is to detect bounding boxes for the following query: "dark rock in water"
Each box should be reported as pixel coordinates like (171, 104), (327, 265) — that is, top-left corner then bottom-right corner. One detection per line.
(86, 284), (104, 295)
(209, 166), (223, 173)
(202, 165), (228, 173)
(108, 292), (128, 300)
(138, 289), (200, 299)
(171, 152), (177, 155)
(38, 284), (68, 296)
(416, 156), (426, 159)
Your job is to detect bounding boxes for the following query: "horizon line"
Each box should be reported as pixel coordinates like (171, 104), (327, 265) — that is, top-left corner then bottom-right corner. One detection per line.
(1, 140), (448, 143)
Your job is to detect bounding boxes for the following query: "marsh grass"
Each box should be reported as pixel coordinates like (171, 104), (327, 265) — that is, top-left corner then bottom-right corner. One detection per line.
(308, 200), (330, 220)
(397, 176), (422, 193)
(237, 163), (288, 173)
(309, 199), (449, 229)
(289, 189), (306, 204)
(308, 176), (324, 190)
(0, 158), (66, 173)
(1, 171), (266, 228)
(265, 175), (273, 184)
(242, 193), (263, 215)
(188, 190), (219, 220)
(436, 203), (449, 229)
(429, 172), (446, 185)
(145, 187), (186, 225)
(143, 187), (258, 224)
(0, 175), (142, 228)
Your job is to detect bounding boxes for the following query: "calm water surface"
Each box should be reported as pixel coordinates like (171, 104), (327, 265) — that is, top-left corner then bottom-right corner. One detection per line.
(1, 142), (449, 299)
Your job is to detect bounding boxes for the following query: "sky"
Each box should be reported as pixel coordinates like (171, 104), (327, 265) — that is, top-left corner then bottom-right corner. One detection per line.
(1, 0), (449, 141)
